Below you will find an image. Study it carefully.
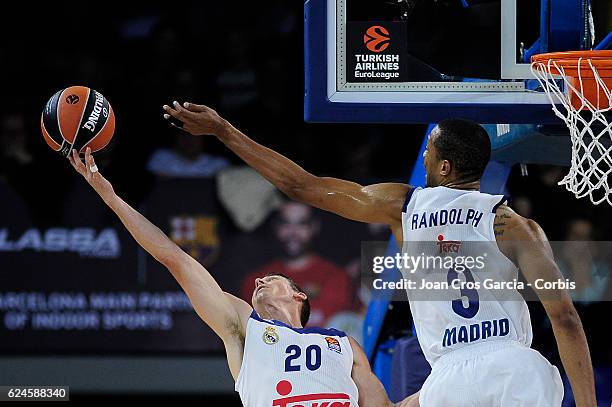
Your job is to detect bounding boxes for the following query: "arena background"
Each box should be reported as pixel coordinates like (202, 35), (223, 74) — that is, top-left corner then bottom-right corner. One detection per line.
(0, 1), (611, 404)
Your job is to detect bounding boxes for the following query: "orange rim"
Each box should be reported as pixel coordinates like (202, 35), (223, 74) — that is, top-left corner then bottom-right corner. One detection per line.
(532, 50), (612, 72)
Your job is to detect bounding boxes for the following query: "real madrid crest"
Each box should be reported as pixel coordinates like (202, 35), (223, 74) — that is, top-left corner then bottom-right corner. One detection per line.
(262, 326), (280, 345)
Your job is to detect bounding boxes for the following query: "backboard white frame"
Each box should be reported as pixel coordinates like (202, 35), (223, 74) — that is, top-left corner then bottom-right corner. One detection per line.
(328, 0), (551, 105)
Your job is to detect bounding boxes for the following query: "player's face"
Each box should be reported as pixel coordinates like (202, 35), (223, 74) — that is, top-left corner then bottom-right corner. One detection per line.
(275, 203), (318, 259)
(252, 275), (297, 310)
(424, 129), (442, 187)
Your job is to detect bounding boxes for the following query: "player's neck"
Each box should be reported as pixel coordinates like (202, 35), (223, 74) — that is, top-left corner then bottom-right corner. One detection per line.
(440, 179), (480, 191)
(260, 304), (303, 328)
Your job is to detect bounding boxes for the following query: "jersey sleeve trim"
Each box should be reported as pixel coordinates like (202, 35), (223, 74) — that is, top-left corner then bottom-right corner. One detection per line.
(250, 310), (347, 337)
(492, 195), (510, 213)
(401, 186), (417, 213)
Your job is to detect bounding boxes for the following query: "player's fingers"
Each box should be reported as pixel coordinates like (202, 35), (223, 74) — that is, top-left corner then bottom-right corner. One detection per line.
(85, 147), (97, 175)
(163, 113), (184, 129)
(71, 149), (86, 174)
(163, 104), (195, 124)
(169, 121), (187, 132)
(172, 101), (200, 120)
(71, 149), (81, 169)
(162, 104), (185, 121)
(182, 102), (208, 112)
(79, 149), (90, 177)
(67, 153), (78, 171)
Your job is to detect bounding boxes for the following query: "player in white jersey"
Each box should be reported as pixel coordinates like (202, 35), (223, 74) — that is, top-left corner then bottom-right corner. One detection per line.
(164, 103), (596, 407)
(68, 148), (419, 407)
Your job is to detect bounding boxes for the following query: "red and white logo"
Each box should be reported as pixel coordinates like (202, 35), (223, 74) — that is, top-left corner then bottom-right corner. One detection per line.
(272, 380), (351, 407)
(171, 217), (196, 241)
(363, 26), (390, 53)
(169, 215), (221, 266)
(324, 337), (342, 354)
(436, 234), (462, 254)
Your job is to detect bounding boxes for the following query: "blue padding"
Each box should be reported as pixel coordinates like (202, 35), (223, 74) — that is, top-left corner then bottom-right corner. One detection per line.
(525, 0), (591, 61)
(390, 336), (431, 402)
(407, 129), (431, 337)
(524, 0), (549, 62)
(409, 125), (433, 186)
(362, 126), (432, 360)
(524, 38), (542, 64)
(595, 31), (612, 50)
(363, 239), (403, 359)
(483, 124), (572, 166)
(481, 161), (512, 195)
(561, 367), (612, 406)
(541, 0), (550, 52)
(363, 299), (391, 360)
(304, 0), (328, 122)
(549, 0), (584, 51)
(372, 339), (397, 395)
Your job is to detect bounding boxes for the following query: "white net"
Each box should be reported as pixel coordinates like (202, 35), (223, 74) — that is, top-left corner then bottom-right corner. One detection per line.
(531, 56), (612, 205)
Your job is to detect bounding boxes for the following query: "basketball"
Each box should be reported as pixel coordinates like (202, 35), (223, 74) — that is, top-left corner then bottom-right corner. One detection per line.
(41, 85), (115, 157)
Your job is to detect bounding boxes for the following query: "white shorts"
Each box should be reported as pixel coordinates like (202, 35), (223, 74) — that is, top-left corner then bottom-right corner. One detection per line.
(419, 340), (564, 407)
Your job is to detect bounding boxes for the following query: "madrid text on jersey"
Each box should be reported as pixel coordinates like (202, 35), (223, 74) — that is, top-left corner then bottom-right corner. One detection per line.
(410, 208), (484, 230)
(442, 318), (510, 347)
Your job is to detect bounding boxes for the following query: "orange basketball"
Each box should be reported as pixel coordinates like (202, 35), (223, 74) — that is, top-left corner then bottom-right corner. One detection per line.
(41, 86), (115, 157)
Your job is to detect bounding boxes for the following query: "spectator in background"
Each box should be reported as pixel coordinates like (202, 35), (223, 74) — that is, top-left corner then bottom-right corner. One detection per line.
(256, 0), (298, 38)
(558, 218), (610, 303)
(0, 112), (38, 203)
(0, 112), (34, 213)
(215, 32), (259, 119)
(241, 201), (352, 327)
(0, 113), (33, 177)
(147, 133), (229, 178)
(511, 195), (533, 218)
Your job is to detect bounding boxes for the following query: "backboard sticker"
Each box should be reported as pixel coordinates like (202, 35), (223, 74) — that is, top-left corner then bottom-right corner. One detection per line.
(346, 22), (408, 83)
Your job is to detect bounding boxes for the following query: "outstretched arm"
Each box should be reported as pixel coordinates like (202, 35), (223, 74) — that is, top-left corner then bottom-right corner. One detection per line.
(68, 149), (252, 347)
(349, 337), (419, 407)
(496, 206), (595, 407)
(162, 102), (409, 233)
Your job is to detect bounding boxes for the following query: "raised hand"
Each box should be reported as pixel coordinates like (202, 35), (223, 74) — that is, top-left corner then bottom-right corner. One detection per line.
(67, 147), (114, 198)
(162, 101), (228, 136)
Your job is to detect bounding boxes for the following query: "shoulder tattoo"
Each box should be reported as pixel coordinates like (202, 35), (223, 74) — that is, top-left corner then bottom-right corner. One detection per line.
(493, 205), (513, 237)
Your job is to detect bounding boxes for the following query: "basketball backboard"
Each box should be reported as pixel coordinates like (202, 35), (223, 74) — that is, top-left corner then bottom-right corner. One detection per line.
(304, 0), (610, 124)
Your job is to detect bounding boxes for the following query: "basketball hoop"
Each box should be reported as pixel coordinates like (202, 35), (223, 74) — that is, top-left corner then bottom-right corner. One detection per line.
(531, 50), (612, 205)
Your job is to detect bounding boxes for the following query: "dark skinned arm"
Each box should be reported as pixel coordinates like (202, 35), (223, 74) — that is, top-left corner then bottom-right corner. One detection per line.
(162, 102), (409, 239)
(495, 205), (596, 407)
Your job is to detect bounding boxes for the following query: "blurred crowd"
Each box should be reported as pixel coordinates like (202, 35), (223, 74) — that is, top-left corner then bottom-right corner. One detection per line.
(507, 165), (612, 368)
(0, 2), (420, 225)
(0, 2), (418, 347)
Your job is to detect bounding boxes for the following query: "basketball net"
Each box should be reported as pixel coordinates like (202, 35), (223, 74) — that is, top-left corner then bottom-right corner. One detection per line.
(531, 55), (612, 205)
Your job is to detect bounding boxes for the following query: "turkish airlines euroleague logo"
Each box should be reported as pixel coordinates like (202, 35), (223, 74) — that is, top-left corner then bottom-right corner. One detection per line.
(363, 26), (390, 53)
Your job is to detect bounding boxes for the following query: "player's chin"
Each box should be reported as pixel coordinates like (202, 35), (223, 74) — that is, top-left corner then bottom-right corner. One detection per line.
(253, 289), (267, 304)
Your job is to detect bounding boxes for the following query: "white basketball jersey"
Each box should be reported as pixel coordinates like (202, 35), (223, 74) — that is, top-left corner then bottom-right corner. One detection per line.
(235, 311), (359, 407)
(401, 186), (533, 366)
